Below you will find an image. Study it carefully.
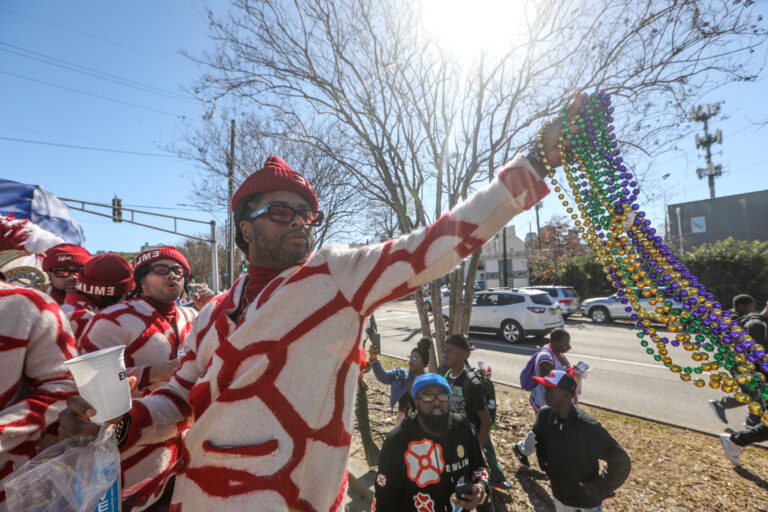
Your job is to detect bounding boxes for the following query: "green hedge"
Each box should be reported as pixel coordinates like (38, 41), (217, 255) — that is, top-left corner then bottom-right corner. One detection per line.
(682, 238), (768, 308)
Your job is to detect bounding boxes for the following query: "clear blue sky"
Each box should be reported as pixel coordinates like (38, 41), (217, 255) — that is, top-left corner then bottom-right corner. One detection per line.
(1, 1), (223, 253)
(1, 1), (767, 253)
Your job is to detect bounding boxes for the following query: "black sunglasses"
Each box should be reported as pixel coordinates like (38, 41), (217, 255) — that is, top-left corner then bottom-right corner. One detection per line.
(418, 393), (450, 403)
(150, 264), (189, 278)
(248, 203), (324, 227)
(51, 267), (82, 278)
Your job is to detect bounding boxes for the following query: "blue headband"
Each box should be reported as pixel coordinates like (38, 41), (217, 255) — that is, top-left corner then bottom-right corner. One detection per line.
(412, 373), (451, 398)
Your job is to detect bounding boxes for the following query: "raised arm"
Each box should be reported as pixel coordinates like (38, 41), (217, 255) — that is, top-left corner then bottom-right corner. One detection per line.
(323, 94), (583, 315)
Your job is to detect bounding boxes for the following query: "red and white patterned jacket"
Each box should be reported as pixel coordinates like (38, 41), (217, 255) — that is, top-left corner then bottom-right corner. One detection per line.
(0, 282), (78, 506)
(79, 298), (197, 511)
(60, 292), (99, 343)
(120, 157), (548, 511)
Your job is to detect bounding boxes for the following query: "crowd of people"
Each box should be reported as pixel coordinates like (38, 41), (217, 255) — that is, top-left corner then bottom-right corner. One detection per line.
(0, 90), (758, 512)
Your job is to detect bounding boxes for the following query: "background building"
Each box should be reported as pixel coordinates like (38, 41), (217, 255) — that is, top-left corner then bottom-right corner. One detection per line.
(667, 189), (768, 253)
(478, 225), (529, 288)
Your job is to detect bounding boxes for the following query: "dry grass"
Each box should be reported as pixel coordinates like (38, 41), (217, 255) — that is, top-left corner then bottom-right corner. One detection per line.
(350, 356), (768, 512)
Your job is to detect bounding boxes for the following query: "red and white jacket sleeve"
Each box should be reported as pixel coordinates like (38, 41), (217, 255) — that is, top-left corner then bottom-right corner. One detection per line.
(323, 156), (548, 313)
(119, 305), (213, 450)
(0, 288), (77, 455)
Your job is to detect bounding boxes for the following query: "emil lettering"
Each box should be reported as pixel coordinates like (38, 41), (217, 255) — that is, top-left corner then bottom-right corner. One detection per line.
(118, 371), (127, 381)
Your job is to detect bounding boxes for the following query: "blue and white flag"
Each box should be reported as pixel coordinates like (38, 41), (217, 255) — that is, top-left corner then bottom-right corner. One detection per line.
(0, 178), (85, 244)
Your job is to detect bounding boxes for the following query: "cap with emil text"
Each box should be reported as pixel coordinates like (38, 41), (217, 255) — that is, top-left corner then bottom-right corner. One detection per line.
(76, 253), (135, 297)
(532, 369), (578, 394)
(132, 246), (190, 276)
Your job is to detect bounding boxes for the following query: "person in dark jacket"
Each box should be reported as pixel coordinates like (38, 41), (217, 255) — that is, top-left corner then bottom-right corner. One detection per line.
(369, 337), (430, 425)
(709, 294), (767, 426)
(533, 370), (631, 511)
(373, 373), (489, 512)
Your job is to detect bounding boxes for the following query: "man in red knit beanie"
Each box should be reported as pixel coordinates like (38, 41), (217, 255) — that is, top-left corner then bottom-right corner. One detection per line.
(60, 253), (135, 342)
(76, 245), (198, 511)
(62, 94), (585, 512)
(42, 243), (91, 304)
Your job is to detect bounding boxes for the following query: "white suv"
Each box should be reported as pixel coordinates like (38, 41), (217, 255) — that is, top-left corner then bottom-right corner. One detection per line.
(443, 289), (564, 343)
(520, 286), (582, 318)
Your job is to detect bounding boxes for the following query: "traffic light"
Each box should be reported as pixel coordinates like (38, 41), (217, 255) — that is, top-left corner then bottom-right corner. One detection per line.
(112, 196), (123, 222)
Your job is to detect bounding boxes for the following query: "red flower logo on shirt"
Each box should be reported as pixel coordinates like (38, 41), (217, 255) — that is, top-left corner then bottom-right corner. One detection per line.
(376, 473), (387, 487)
(404, 439), (444, 488)
(413, 492), (435, 512)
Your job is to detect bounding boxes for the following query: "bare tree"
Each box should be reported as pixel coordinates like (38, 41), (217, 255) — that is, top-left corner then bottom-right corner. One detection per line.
(187, 0), (766, 363)
(171, 112), (365, 248)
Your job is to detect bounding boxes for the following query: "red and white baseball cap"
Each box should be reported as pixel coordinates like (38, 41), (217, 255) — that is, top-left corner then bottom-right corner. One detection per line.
(532, 369), (578, 394)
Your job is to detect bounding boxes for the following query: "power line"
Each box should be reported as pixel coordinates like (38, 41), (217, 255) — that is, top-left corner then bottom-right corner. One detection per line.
(0, 69), (185, 117)
(0, 42), (197, 104)
(0, 136), (177, 158)
(0, 6), (186, 65)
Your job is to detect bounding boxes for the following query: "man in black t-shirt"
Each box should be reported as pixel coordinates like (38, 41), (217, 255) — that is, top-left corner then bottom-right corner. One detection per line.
(443, 334), (511, 491)
(374, 373), (489, 511)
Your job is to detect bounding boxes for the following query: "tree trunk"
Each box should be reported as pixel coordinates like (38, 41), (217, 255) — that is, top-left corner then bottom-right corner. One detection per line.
(355, 379), (381, 466)
(460, 248), (483, 334)
(414, 288), (440, 372)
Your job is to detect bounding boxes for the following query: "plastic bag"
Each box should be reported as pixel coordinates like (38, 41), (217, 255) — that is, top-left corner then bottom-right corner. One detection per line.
(4, 425), (121, 512)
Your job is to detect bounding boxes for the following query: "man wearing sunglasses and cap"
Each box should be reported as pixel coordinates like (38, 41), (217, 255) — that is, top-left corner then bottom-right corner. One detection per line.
(532, 370), (630, 512)
(77, 245), (198, 511)
(42, 243), (92, 305)
(61, 94), (585, 511)
(374, 373), (489, 511)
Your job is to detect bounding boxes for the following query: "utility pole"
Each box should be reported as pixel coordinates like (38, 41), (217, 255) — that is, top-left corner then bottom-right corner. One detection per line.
(501, 226), (508, 288)
(535, 202), (542, 250)
(227, 119), (236, 288)
(692, 104), (723, 199)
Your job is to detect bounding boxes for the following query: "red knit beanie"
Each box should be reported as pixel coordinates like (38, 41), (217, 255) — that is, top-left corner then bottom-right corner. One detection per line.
(132, 246), (190, 276)
(231, 156), (318, 212)
(76, 253), (135, 297)
(42, 243), (92, 271)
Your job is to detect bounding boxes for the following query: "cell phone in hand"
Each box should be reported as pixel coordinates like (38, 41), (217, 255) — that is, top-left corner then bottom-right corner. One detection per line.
(370, 332), (381, 352)
(454, 482), (474, 497)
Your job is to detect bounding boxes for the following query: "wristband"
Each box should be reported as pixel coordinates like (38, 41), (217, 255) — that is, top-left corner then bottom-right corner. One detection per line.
(526, 149), (548, 178)
(115, 413), (132, 448)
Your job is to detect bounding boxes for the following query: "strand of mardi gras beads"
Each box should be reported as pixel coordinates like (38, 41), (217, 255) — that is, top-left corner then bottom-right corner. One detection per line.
(536, 91), (768, 425)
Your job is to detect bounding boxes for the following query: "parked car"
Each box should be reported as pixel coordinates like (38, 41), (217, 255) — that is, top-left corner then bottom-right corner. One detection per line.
(520, 285), (582, 318)
(442, 289), (564, 343)
(423, 287), (450, 313)
(581, 293), (657, 323)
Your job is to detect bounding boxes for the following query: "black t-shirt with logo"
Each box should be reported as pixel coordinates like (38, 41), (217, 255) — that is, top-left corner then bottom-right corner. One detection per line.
(445, 370), (486, 432)
(373, 413), (489, 512)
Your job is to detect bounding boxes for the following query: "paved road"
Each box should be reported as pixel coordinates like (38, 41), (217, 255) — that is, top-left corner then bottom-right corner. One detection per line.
(372, 300), (759, 437)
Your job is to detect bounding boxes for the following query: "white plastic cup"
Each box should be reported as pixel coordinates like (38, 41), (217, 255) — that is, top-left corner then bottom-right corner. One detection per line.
(477, 361), (487, 371)
(64, 346), (132, 424)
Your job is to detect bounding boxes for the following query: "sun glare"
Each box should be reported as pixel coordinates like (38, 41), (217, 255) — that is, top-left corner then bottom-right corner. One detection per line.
(419, 0), (530, 62)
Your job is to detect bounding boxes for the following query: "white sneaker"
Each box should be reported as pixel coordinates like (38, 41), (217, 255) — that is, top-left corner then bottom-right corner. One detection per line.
(719, 433), (743, 467)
